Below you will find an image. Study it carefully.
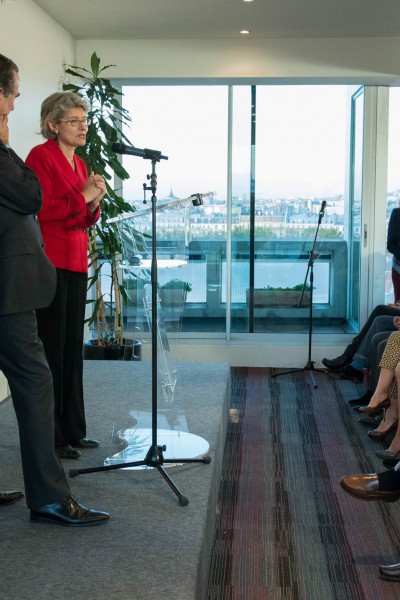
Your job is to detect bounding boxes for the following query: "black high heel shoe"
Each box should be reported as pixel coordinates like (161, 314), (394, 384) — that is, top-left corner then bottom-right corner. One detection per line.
(358, 397), (390, 417)
(368, 419), (398, 441)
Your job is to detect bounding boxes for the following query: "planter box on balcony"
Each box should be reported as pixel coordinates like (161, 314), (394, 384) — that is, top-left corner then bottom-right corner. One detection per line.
(246, 289), (311, 307)
(159, 289), (188, 307)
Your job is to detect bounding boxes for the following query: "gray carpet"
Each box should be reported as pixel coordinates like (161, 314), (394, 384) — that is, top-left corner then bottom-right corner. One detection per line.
(0, 361), (229, 600)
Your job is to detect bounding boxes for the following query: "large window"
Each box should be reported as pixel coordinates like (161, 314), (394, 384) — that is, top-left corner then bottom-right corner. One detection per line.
(386, 88), (400, 303)
(120, 85), (358, 336)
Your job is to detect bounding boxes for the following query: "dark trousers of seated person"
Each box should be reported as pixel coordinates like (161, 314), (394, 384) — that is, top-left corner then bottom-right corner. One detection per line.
(345, 305), (400, 359)
(36, 268), (88, 448)
(379, 462), (400, 491)
(365, 332), (391, 392)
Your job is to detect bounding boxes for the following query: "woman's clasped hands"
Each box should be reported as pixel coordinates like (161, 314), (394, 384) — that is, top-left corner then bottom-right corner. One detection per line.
(82, 171), (106, 213)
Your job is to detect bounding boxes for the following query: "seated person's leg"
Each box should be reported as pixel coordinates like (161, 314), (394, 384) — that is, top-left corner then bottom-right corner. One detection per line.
(353, 315), (396, 368)
(344, 322), (395, 383)
(323, 305), (400, 370)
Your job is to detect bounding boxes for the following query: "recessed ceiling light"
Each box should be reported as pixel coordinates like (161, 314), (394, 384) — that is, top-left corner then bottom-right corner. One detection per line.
(242, 0), (254, 2)
(240, 30), (251, 35)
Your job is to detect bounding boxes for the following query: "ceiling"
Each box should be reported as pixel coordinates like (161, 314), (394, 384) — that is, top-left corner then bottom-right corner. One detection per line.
(32, 0), (400, 41)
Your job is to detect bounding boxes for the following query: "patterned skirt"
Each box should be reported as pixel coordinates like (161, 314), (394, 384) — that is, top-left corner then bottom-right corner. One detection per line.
(379, 330), (400, 399)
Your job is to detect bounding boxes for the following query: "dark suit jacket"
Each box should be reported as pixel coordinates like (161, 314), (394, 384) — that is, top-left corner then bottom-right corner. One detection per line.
(388, 207), (400, 262)
(0, 140), (56, 315)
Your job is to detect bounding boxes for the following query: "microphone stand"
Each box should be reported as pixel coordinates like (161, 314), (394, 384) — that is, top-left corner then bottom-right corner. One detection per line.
(69, 145), (210, 506)
(272, 202), (327, 389)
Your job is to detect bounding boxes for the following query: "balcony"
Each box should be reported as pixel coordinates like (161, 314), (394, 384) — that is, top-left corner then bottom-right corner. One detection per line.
(120, 238), (352, 335)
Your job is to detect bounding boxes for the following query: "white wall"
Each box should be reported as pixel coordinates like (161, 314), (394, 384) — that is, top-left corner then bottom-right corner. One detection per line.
(77, 37), (400, 85)
(0, 0), (75, 389)
(0, 0), (75, 158)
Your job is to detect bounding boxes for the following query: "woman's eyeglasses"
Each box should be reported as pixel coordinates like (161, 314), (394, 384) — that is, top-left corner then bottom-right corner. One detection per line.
(58, 117), (92, 128)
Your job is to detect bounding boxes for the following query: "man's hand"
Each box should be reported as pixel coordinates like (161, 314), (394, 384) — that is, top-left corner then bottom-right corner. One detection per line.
(394, 316), (400, 330)
(0, 115), (9, 145)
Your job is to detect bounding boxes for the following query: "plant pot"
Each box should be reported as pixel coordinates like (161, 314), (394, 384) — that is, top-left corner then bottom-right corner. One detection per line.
(246, 289), (311, 307)
(83, 338), (142, 361)
(159, 289), (188, 307)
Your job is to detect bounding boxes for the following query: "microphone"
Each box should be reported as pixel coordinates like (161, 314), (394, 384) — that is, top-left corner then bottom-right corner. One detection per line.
(111, 142), (168, 161)
(318, 200), (327, 223)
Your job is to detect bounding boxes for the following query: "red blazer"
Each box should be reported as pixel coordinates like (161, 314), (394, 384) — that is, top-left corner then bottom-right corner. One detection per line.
(25, 139), (100, 273)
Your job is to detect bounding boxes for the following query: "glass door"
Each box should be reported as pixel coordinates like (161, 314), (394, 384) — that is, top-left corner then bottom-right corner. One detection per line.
(249, 86), (348, 334)
(348, 87), (364, 330)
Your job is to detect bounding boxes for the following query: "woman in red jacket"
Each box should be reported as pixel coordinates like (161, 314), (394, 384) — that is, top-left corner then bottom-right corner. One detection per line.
(26, 92), (106, 459)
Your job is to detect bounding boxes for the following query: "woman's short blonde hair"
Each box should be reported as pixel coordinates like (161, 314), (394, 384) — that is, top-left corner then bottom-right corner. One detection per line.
(40, 92), (88, 140)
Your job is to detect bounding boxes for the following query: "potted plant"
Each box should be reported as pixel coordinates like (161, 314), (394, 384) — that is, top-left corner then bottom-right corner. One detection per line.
(62, 52), (141, 359)
(159, 279), (192, 307)
(246, 283), (312, 307)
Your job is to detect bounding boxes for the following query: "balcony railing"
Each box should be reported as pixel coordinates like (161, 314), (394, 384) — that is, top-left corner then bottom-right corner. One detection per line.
(118, 239), (349, 333)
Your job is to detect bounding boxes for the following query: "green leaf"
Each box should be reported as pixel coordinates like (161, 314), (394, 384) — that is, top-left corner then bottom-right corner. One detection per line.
(64, 67), (91, 78)
(90, 52), (101, 78)
(62, 52), (141, 346)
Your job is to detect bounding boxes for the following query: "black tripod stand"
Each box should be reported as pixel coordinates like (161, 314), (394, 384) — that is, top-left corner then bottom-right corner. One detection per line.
(69, 144), (210, 506)
(272, 201), (327, 389)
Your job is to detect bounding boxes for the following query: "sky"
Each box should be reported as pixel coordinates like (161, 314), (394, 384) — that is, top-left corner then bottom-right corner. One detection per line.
(388, 88), (400, 193)
(120, 85), (400, 203)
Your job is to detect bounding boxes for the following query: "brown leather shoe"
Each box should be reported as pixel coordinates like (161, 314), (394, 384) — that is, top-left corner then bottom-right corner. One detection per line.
(357, 398), (390, 417)
(368, 419), (398, 440)
(339, 474), (400, 502)
(379, 562), (400, 582)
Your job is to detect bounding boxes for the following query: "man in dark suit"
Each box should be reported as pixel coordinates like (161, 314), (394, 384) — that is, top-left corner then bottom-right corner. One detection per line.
(0, 53), (109, 526)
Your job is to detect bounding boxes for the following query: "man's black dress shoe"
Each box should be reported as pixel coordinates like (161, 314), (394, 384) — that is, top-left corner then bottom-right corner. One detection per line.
(322, 353), (352, 371)
(379, 562), (400, 582)
(358, 415), (382, 427)
(383, 454), (400, 469)
(73, 438), (100, 448)
(30, 495), (110, 526)
(341, 365), (364, 383)
(56, 445), (81, 459)
(348, 390), (373, 406)
(0, 491), (24, 506)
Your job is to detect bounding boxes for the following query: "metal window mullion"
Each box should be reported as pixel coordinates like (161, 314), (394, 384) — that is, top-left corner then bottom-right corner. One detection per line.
(226, 87), (233, 340)
(249, 86), (256, 333)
